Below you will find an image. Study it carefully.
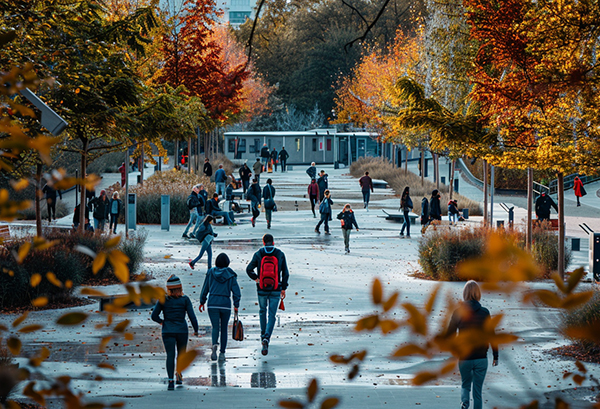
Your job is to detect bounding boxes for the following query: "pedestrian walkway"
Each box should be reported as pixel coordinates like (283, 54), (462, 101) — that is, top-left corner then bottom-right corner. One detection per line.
(7, 162), (599, 408)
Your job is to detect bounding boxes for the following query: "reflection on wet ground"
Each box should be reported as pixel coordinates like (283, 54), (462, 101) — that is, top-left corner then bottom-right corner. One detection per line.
(250, 372), (277, 388)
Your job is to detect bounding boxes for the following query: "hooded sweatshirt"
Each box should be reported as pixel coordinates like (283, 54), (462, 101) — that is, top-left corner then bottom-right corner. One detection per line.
(446, 300), (499, 361)
(200, 267), (241, 310)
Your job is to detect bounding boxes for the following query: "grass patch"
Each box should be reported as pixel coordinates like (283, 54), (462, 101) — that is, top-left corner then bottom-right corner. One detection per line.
(350, 157), (482, 216)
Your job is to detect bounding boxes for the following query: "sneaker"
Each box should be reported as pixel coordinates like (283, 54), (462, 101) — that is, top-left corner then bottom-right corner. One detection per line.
(407, 235), (411, 238)
(314, 228), (320, 234)
(261, 339), (269, 356)
(461, 403), (468, 409)
(182, 234), (188, 238)
(188, 234), (195, 239)
(325, 231), (331, 235)
(399, 232), (404, 237)
(218, 352), (225, 362)
(251, 218), (255, 227)
(168, 380), (175, 391)
(189, 262), (195, 270)
(267, 223), (271, 229)
(176, 372), (183, 385)
(211, 344), (218, 361)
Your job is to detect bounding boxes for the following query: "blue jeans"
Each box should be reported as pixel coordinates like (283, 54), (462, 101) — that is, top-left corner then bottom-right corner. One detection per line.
(258, 292), (281, 341)
(459, 358), (488, 409)
(94, 217), (106, 232)
(208, 308), (231, 353)
(191, 239), (212, 268)
(183, 209), (198, 236)
(162, 333), (188, 380)
(316, 213), (329, 232)
(400, 210), (411, 236)
(216, 182), (226, 197)
(213, 210), (234, 225)
(362, 190), (371, 206)
(262, 157), (269, 169)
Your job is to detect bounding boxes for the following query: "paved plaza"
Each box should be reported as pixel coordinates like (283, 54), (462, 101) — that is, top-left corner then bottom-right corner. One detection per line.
(6, 163), (600, 408)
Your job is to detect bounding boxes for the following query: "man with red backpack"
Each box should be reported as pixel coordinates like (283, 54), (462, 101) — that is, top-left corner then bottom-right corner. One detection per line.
(246, 234), (289, 356)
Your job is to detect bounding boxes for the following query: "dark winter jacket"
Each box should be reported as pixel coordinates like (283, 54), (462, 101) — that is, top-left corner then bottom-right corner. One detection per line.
(263, 184), (276, 209)
(359, 175), (373, 192)
(187, 192), (201, 211)
(205, 198), (222, 215)
(247, 183), (262, 204)
(429, 195), (442, 220)
(448, 202), (459, 215)
(200, 267), (241, 310)
(246, 245), (290, 295)
(401, 195), (413, 212)
(203, 162), (213, 177)
(306, 166), (317, 179)
(446, 300), (499, 361)
(215, 168), (227, 183)
(317, 174), (328, 194)
(308, 182), (319, 196)
(420, 197), (429, 225)
(198, 189), (208, 208)
(109, 198), (122, 215)
(535, 194), (558, 217)
(42, 184), (62, 200)
(278, 149), (289, 162)
(195, 221), (217, 243)
(90, 196), (110, 221)
(319, 197), (333, 220)
(337, 210), (359, 230)
(73, 204), (90, 225)
(270, 149), (278, 161)
(239, 165), (252, 181)
(151, 295), (199, 334)
(225, 184), (234, 201)
(260, 146), (270, 159)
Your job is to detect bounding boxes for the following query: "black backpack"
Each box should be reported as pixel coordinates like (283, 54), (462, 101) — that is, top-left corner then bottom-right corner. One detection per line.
(186, 194), (196, 210)
(421, 197), (430, 224)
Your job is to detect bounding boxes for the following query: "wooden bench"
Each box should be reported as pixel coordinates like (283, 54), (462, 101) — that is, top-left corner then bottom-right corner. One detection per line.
(372, 179), (389, 189)
(381, 210), (418, 224)
(87, 294), (156, 312)
(534, 219), (559, 231)
(0, 224), (10, 244)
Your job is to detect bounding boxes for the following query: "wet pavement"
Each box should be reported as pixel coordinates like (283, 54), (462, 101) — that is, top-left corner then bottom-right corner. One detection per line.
(5, 163), (600, 408)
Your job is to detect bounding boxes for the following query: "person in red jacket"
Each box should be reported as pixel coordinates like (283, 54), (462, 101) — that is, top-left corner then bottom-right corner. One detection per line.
(307, 179), (319, 218)
(574, 176), (585, 207)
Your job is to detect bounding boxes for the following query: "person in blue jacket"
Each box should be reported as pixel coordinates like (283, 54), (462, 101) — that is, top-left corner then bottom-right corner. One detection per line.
(189, 215), (218, 270)
(214, 164), (228, 197)
(199, 253), (241, 362)
(151, 275), (199, 390)
(315, 189), (333, 235)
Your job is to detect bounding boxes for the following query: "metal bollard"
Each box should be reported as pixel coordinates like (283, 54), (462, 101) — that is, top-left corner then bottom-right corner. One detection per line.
(571, 237), (580, 252)
(497, 220), (504, 228)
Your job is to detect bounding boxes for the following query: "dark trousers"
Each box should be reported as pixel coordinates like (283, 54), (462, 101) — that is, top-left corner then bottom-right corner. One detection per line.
(316, 213), (329, 232)
(400, 210), (411, 236)
(109, 213), (118, 233)
(280, 160), (286, 172)
(251, 201), (260, 219)
(47, 198), (56, 221)
(208, 308), (231, 353)
(273, 161), (277, 171)
(242, 180), (249, 195)
(309, 194), (318, 216)
(162, 333), (188, 380)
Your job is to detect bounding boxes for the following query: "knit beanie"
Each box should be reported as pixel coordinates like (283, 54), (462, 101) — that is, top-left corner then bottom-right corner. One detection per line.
(215, 253), (230, 268)
(166, 275), (182, 290)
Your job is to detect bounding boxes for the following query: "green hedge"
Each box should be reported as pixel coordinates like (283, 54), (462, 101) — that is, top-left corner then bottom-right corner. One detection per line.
(561, 290), (600, 355)
(418, 226), (571, 280)
(0, 230), (147, 308)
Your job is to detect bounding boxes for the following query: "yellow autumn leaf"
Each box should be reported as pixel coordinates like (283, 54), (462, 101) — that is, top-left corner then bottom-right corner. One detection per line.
(372, 278), (382, 304)
(7, 336), (22, 355)
(46, 272), (63, 288)
(30, 273), (42, 288)
(31, 297), (48, 307)
(16, 241), (31, 263)
(105, 235), (121, 249)
(176, 349), (199, 373)
(93, 252), (107, 274)
(12, 311), (28, 327)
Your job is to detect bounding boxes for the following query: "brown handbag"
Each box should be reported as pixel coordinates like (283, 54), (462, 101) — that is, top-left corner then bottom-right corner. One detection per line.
(232, 311), (244, 341)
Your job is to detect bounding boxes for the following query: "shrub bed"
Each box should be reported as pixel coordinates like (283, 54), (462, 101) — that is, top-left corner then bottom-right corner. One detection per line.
(561, 290), (600, 358)
(418, 226), (571, 280)
(0, 230), (147, 309)
(350, 157), (481, 216)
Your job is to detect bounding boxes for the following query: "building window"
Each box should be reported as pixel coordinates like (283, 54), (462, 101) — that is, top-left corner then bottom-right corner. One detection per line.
(228, 139), (236, 153)
(230, 0), (249, 5)
(228, 138), (246, 153)
(229, 11), (250, 24)
(295, 138), (301, 151)
(312, 138), (317, 152)
(327, 138), (332, 151)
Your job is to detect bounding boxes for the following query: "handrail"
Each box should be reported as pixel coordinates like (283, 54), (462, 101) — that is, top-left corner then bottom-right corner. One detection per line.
(548, 173), (600, 195)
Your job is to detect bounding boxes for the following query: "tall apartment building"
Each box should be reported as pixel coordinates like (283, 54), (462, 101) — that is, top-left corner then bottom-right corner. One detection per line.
(215, 0), (257, 27)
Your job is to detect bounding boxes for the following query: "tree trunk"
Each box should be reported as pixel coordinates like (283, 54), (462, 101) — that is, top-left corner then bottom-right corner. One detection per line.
(79, 138), (89, 232)
(434, 153), (439, 190)
(420, 150), (424, 186)
(140, 142), (144, 185)
(35, 163), (42, 237)
(449, 160), (455, 200)
(174, 140), (178, 170)
(558, 172), (565, 279)
(483, 160), (488, 226)
(404, 148), (408, 175)
(204, 132), (209, 160)
(188, 137), (192, 173)
(527, 167), (533, 250)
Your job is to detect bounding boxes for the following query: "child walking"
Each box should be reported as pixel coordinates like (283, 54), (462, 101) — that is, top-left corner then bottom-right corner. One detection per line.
(337, 204), (359, 253)
(151, 275), (199, 390)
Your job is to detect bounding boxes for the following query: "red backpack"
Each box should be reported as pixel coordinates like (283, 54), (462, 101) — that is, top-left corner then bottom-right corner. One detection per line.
(259, 251), (279, 291)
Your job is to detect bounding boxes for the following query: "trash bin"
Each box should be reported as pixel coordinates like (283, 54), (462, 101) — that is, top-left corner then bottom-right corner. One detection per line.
(334, 161), (340, 169)
(462, 208), (469, 219)
(497, 220), (504, 228)
(571, 237), (580, 252)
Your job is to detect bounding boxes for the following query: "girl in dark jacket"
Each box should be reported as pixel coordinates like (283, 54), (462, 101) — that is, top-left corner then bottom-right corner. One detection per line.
(109, 192), (122, 234)
(315, 189), (333, 234)
(199, 253), (241, 362)
(448, 200), (460, 224)
(151, 275), (199, 390)
(262, 179), (276, 229)
(337, 204), (359, 253)
(307, 179), (319, 217)
(89, 190), (110, 234)
(399, 187), (413, 238)
(189, 215), (217, 270)
(446, 280), (499, 409)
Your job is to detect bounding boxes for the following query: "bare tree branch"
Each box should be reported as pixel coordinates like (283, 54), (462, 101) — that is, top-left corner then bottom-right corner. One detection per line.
(244, 0), (267, 69)
(341, 0), (369, 28)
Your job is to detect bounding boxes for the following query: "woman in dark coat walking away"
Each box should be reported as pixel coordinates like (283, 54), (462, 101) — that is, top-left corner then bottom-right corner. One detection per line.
(399, 187), (413, 238)
(263, 179), (276, 229)
(109, 192), (122, 234)
(247, 178), (262, 227)
(574, 176), (585, 206)
(189, 215), (217, 270)
(151, 275), (199, 390)
(315, 189), (333, 234)
(308, 179), (319, 218)
(446, 280), (498, 409)
(429, 189), (442, 222)
(337, 204), (359, 253)
(89, 189), (110, 234)
(199, 253), (241, 362)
